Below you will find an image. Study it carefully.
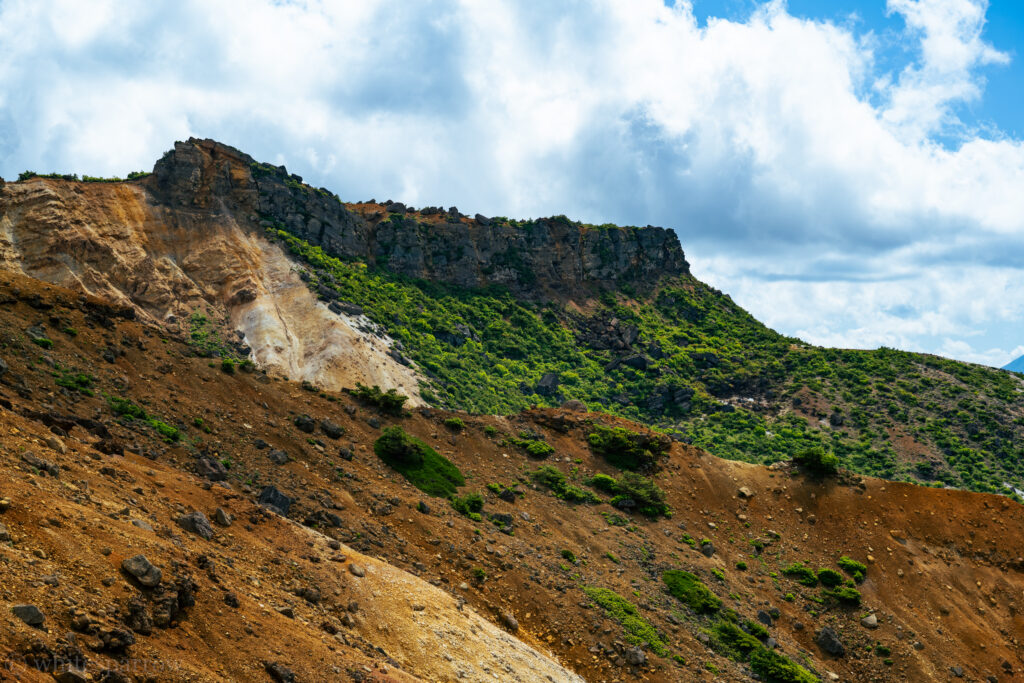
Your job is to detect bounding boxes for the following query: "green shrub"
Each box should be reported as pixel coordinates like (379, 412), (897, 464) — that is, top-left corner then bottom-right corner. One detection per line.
(471, 567), (487, 582)
(443, 417), (465, 431)
(611, 471), (669, 517)
(711, 621), (761, 659)
(587, 473), (619, 492)
(450, 492), (484, 517)
(529, 465), (599, 503)
(508, 434), (555, 458)
(792, 446), (839, 476)
(483, 425), (498, 437)
(736, 561), (748, 571)
(837, 556), (867, 582)
(348, 383), (408, 415)
(825, 586), (862, 606)
(663, 570), (721, 613)
(374, 426), (465, 496)
(749, 647), (818, 683)
(220, 358), (236, 374)
(560, 549), (577, 563)
(31, 336), (54, 349)
(55, 369), (94, 396)
(107, 395), (148, 420)
(782, 562), (818, 586)
(583, 587), (669, 656)
(743, 619), (769, 640)
(587, 425), (670, 471)
(817, 568), (843, 587)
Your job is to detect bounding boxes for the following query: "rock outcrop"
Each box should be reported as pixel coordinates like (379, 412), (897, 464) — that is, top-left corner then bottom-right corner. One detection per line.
(147, 138), (689, 299)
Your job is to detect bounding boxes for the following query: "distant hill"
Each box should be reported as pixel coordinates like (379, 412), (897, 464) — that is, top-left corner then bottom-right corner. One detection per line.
(1004, 354), (1024, 373)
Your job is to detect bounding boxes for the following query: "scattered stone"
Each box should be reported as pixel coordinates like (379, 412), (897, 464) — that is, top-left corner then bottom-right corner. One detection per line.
(417, 501), (430, 514)
(624, 646), (647, 666)
(131, 519), (153, 532)
(320, 419), (344, 439)
(951, 666), (964, 677)
(214, 507), (233, 527)
(21, 452), (59, 477)
(816, 626), (845, 656)
(700, 542), (715, 558)
(860, 613), (878, 629)
(293, 414), (316, 433)
(224, 592), (240, 608)
(561, 400), (587, 412)
(176, 511), (214, 540)
(45, 436), (67, 454)
(122, 554), (162, 587)
(259, 486), (293, 515)
(264, 662), (296, 683)
(757, 610), (773, 626)
(738, 486), (754, 499)
(194, 456), (228, 481)
(267, 449), (289, 465)
(502, 611), (519, 632)
(53, 667), (90, 683)
(12, 604), (45, 627)
(338, 447), (354, 461)
(0, 522), (9, 542)
(296, 587), (322, 604)
(349, 564), (366, 577)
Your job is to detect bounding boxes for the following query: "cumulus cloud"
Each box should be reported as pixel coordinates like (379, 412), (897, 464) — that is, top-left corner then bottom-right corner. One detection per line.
(0, 0), (1020, 365)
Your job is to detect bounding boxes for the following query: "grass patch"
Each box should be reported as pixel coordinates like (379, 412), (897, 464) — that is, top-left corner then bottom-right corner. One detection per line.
(530, 465), (599, 503)
(374, 426), (464, 496)
(663, 570), (722, 613)
(782, 562), (818, 587)
(583, 586), (669, 656)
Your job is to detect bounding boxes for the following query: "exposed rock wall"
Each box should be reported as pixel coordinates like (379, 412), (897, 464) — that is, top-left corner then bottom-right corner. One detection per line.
(147, 138), (689, 298)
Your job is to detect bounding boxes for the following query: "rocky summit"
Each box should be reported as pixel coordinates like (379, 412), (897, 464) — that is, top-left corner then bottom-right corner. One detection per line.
(0, 140), (1021, 682)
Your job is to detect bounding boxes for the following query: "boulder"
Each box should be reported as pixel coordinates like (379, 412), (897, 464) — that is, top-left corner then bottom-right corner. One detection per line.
(816, 626), (845, 656)
(176, 511), (214, 540)
(194, 456), (228, 481)
(259, 486), (293, 515)
(860, 613), (878, 629)
(267, 449), (289, 465)
(293, 414), (316, 433)
(12, 604), (45, 627)
(122, 554), (162, 587)
(320, 419), (344, 439)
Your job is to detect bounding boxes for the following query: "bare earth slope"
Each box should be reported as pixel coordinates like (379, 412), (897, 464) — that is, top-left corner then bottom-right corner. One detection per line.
(0, 272), (1021, 682)
(0, 175), (421, 400)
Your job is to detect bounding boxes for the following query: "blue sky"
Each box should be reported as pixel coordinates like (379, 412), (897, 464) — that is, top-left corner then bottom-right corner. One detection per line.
(0, 0), (1022, 367)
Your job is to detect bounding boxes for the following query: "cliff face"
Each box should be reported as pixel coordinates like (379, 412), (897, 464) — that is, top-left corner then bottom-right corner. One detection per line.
(147, 138), (689, 298)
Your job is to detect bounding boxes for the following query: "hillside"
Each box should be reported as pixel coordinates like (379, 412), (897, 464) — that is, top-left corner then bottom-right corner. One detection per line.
(0, 269), (1022, 682)
(3, 138), (1023, 500)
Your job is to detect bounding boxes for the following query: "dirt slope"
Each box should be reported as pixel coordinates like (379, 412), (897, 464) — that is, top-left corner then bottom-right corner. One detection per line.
(0, 271), (1021, 682)
(0, 176), (421, 400)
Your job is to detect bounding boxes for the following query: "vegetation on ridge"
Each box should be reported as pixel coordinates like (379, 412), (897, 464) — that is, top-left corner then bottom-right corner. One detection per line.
(265, 216), (1024, 498)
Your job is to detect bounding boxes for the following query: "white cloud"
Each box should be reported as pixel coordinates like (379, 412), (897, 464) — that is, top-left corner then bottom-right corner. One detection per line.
(0, 0), (1020, 365)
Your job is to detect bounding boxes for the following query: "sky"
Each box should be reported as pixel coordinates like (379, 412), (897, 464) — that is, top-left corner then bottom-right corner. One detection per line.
(0, 0), (1022, 368)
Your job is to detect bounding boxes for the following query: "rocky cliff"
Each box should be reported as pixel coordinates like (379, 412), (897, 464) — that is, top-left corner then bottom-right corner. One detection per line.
(147, 138), (689, 298)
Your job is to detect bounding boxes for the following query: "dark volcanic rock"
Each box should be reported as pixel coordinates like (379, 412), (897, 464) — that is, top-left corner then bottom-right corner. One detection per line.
(122, 555), (161, 587)
(176, 511), (214, 540)
(12, 604), (45, 627)
(816, 626), (845, 656)
(259, 486), (293, 515)
(148, 139), (689, 300)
